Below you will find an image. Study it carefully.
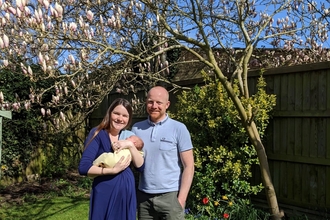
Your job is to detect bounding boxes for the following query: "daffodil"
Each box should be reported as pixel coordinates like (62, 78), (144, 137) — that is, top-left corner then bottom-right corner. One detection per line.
(222, 195), (228, 200)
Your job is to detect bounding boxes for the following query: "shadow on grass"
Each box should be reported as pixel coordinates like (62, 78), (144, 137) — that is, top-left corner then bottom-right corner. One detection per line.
(1, 196), (89, 220)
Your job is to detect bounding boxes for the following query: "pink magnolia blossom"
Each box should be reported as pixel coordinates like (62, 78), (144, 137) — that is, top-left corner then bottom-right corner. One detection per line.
(0, 91), (3, 103)
(29, 94), (35, 103)
(4, 12), (10, 21)
(69, 22), (77, 31)
(3, 34), (9, 48)
(16, 8), (22, 17)
(38, 52), (44, 64)
(16, 0), (23, 9)
(64, 86), (68, 95)
(24, 6), (31, 16)
(24, 101), (30, 110)
(12, 103), (20, 111)
(8, 6), (16, 15)
(28, 66), (33, 76)
(43, 0), (50, 9)
(3, 60), (8, 66)
(60, 111), (65, 121)
(42, 60), (47, 72)
(54, 2), (63, 18)
(86, 10), (94, 21)
(68, 54), (75, 65)
(1, 17), (6, 26)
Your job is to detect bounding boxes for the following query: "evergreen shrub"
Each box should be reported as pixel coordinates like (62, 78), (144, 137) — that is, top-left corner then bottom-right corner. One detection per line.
(171, 73), (276, 219)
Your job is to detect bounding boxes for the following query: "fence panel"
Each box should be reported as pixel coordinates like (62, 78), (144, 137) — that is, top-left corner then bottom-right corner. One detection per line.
(249, 62), (330, 218)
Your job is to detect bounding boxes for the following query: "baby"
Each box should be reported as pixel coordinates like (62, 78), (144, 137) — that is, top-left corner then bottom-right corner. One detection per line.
(93, 135), (144, 168)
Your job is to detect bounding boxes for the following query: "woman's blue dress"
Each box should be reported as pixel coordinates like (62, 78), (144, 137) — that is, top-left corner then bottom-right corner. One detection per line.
(78, 128), (144, 220)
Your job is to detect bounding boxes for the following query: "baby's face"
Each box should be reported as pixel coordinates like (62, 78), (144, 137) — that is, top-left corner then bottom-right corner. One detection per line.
(128, 137), (137, 145)
(128, 137), (142, 150)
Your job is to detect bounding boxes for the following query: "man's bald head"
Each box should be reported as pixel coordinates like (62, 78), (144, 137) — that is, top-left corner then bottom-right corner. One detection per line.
(147, 86), (169, 101)
(146, 86), (170, 123)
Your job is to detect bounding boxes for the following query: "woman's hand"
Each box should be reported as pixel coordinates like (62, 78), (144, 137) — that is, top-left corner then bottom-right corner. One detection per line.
(112, 140), (134, 152)
(112, 154), (131, 173)
(112, 140), (143, 169)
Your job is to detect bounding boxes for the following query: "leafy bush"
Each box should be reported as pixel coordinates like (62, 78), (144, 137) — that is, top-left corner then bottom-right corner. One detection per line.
(0, 66), (83, 181)
(0, 68), (44, 179)
(40, 131), (84, 178)
(171, 73), (276, 219)
(185, 195), (270, 220)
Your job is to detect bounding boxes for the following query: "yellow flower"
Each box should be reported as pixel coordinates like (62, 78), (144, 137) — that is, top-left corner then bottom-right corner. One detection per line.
(214, 201), (219, 206)
(1, 165), (8, 171)
(222, 195), (228, 200)
(228, 201), (233, 206)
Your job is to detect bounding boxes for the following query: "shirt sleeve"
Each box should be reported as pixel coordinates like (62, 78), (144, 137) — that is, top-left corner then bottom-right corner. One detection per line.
(177, 123), (193, 152)
(119, 130), (135, 140)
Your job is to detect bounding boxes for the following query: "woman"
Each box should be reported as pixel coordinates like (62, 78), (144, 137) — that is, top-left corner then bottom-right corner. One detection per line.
(78, 98), (144, 220)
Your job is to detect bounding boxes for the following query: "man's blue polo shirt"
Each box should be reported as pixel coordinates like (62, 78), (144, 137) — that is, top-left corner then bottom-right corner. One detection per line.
(131, 115), (193, 194)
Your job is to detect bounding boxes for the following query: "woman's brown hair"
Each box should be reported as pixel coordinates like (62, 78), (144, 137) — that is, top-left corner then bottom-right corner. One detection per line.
(84, 98), (133, 150)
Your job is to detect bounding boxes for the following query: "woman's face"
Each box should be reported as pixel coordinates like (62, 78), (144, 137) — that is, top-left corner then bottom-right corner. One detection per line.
(110, 104), (130, 132)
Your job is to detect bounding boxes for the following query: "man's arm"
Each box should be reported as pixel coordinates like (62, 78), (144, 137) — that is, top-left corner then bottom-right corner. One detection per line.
(177, 149), (195, 208)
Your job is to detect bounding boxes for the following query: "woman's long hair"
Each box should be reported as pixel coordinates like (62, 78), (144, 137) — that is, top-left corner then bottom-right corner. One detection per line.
(84, 98), (133, 150)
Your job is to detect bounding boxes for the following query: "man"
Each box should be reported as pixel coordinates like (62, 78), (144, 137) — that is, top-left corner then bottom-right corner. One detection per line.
(132, 86), (195, 220)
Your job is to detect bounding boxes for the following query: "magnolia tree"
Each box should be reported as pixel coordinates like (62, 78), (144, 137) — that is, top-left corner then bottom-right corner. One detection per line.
(0, 0), (172, 132)
(1, 0), (330, 218)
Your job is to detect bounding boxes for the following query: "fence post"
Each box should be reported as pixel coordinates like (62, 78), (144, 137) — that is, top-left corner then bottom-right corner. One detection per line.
(0, 110), (12, 180)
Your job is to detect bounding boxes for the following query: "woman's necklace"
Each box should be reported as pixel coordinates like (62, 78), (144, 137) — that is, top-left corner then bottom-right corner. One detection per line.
(109, 133), (119, 143)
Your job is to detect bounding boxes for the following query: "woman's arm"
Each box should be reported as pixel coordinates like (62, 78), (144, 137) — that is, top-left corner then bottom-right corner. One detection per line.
(87, 155), (132, 178)
(79, 129), (131, 177)
(113, 140), (144, 168)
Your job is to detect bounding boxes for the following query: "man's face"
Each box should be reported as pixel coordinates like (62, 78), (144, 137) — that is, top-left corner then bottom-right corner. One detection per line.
(146, 88), (170, 123)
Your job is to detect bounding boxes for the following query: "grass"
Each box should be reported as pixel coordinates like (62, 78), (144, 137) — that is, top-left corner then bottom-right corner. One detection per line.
(0, 172), (92, 220)
(0, 196), (89, 220)
(0, 172), (314, 220)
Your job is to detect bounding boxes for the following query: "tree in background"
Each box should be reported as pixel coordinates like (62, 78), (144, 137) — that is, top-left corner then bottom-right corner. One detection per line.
(0, 0), (176, 133)
(1, 0), (330, 218)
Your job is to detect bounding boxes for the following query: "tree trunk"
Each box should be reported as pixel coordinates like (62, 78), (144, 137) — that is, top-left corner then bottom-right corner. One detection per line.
(246, 121), (284, 220)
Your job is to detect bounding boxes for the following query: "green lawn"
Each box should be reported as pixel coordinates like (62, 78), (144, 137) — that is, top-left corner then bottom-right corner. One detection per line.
(0, 196), (89, 220)
(0, 175), (310, 220)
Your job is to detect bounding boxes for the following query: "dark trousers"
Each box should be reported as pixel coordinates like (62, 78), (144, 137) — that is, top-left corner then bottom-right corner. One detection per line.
(137, 190), (184, 220)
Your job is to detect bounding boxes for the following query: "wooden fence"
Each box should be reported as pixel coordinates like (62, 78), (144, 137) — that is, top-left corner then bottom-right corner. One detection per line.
(248, 62), (330, 219)
(89, 61), (330, 219)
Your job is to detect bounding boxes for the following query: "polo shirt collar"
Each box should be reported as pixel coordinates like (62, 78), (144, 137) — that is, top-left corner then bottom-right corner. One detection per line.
(148, 114), (169, 125)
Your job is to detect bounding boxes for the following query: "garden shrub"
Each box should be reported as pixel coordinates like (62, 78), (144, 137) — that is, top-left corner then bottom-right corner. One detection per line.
(171, 73), (276, 219)
(40, 130), (85, 178)
(0, 65), (84, 182)
(0, 68), (43, 181)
